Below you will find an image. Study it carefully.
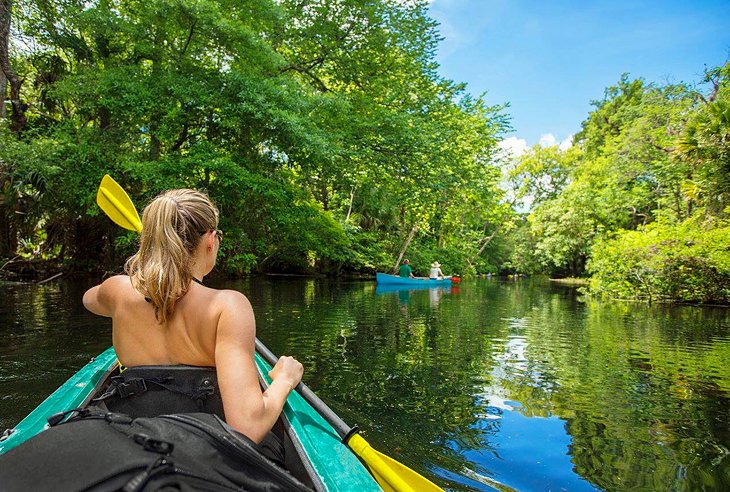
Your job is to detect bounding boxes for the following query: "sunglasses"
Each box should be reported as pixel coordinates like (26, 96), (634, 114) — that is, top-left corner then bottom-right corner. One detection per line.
(200, 229), (223, 242)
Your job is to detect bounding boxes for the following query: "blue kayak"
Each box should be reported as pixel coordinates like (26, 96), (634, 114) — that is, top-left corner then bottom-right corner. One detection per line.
(376, 272), (452, 286)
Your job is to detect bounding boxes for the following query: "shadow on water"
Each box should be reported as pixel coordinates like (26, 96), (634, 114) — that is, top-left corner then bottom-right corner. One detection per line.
(2, 277), (729, 491)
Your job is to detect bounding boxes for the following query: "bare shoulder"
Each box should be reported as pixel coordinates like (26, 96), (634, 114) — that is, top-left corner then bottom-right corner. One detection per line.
(213, 289), (253, 312)
(103, 274), (132, 288)
(100, 275), (135, 298)
(83, 275), (133, 316)
(212, 289), (255, 338)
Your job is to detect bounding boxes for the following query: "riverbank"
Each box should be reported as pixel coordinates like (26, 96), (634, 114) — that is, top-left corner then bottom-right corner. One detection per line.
(549, 277), (590, 287)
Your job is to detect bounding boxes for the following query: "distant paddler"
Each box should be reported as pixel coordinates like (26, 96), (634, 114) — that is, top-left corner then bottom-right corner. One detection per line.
(429, 261), (445, 280)
(399, 258), (416, 278)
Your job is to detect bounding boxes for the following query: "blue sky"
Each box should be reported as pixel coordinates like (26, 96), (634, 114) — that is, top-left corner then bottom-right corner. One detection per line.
(426, 0), (730, 153)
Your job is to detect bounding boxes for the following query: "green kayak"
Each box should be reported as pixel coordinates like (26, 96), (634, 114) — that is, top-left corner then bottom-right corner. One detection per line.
(0, 347), (381, 492)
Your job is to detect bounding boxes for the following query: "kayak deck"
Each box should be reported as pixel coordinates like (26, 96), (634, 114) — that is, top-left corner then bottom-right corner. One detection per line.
(0, 347), (380, 492)
(0, 347), (118, 454)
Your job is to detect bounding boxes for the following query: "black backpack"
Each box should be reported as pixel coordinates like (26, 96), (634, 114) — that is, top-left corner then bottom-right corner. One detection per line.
(0, 408), (313, 492)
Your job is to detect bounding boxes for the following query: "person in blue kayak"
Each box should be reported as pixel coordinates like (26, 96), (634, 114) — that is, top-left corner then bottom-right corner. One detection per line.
(82, 189), (303, 448)
(399, 258), (415, 278)
(429, 261), (445, 280)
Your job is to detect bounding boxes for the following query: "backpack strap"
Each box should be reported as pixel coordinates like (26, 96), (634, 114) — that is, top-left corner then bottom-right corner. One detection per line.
(96, 373), (214, 402)
(95, 366), (224, 417)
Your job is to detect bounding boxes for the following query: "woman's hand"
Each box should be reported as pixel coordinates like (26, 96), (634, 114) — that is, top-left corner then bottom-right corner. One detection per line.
(268, 356), (303, 392)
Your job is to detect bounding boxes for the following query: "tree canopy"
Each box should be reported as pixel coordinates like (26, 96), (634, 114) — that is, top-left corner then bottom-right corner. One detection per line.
(2, 0), (728, 304)
(507, 65), (730, 303)
(0, 0), (510, 277)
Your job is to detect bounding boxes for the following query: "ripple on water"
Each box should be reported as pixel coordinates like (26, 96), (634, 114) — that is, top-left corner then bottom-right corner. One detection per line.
(3, 278), (730, 492)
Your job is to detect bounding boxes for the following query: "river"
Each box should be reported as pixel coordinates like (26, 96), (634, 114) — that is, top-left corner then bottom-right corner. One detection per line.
(1, 277), (728, 491)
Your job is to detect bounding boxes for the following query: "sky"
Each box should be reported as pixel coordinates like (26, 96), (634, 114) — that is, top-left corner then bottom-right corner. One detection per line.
(426, 0), (730, 156)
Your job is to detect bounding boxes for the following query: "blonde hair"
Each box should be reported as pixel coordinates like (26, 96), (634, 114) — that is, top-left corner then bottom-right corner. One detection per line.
(125, 189), (219, 323)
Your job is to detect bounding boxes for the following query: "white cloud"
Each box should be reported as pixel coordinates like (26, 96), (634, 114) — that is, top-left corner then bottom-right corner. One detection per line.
(538, 133), (557, 147)
(498, 133), (573, 162)
(538, 133), (573, 150)
(558, 136), (573, 151)
(497, 136), (528, 158)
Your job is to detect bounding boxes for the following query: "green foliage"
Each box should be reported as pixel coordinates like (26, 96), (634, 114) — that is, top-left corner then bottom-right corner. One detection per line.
(508, 63), (730, 303)
(676, 65), (730, 215)
(588, 216), (730, 304)
(508, 144), (576, 207)
(1, 0), (510, 275)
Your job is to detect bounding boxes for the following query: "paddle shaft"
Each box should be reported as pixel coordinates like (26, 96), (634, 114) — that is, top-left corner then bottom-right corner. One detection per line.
(256, 339), (444, 491)
(254, 339), (353, 441)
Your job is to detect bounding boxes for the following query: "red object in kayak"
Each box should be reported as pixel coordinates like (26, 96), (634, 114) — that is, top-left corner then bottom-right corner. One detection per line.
(450, 276), (461, 283)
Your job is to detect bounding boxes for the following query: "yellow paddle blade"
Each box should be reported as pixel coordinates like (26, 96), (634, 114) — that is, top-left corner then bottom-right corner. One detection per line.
(347, 434), (443, 492)
(97, 174), (142, 233)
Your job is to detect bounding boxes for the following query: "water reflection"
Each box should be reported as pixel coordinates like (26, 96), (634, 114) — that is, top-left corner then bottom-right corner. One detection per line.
(1, 278), (729, 491)
(0, 279), (112, 429)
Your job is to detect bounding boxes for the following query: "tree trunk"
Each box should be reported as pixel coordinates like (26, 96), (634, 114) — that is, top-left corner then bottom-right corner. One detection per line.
(345, 185), (355, 222)
(99, 106), (111, 130)
(0, 70), (6, 120)
(320, 180), (329, 211)
(0, 203), (15, 257)
(466, 225), (502, 271)
(147, 48), (163, 160)
(0, 0), (27, 133)
(391, 223), (418, 273)
(149, 120), (162, 160)
(0, 170), (16, 257)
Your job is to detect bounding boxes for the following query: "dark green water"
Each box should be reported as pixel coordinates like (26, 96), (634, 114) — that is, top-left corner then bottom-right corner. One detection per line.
(1, 277), (728, 491)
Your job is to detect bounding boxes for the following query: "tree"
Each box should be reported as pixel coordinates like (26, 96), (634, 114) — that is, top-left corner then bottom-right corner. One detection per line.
(0, 0), (26, 133)
(0, 0), (510, 277)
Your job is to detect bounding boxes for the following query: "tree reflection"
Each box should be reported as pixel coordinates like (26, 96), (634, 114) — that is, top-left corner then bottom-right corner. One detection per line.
(243, 279), (730, 491)
(2, 278), (728, 491)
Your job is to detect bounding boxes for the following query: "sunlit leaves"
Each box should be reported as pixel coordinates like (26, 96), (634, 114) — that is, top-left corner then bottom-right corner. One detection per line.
(510, 63), (730, 296)
(2, 0), (511, 274)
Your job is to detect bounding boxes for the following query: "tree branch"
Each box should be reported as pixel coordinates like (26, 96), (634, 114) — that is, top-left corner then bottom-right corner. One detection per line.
(180, 20), (197, 58)
(169, 122), (190, 152)
(466, 225), (503, 268)
(392, 223), (418, 273)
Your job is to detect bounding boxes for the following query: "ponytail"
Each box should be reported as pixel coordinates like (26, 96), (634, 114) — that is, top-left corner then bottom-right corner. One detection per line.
(125, 189), (219, 323)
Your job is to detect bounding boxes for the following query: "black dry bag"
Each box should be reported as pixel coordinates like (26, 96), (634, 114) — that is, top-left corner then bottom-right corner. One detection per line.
(0, 408), (312, 492)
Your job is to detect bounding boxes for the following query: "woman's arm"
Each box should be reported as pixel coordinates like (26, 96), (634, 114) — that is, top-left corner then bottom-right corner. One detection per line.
(214, 291), (303, 443)
(83, 275), (126, 317)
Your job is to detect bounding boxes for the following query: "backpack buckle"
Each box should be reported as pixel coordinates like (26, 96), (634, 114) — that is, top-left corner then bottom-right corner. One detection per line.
(117, 378), (148, 398)
(133, 433), (174, 455)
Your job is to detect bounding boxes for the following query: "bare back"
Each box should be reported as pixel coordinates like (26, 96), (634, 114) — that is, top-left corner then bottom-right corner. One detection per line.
(83, 188), (302, 443)
(84, 274), (302, 443)
(103, 275), (222, 367)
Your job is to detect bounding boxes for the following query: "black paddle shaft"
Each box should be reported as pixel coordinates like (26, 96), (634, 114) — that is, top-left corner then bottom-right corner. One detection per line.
(254, 339), (356, 441)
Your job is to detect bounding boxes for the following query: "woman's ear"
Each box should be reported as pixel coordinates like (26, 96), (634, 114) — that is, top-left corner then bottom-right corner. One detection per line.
(207, 231), (215, 252)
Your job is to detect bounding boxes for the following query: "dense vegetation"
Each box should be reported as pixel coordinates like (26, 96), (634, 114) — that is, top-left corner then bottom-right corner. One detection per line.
(507, 67), (730, 304)
(0, 0), (509, 278)
(2, 0), (728, 303)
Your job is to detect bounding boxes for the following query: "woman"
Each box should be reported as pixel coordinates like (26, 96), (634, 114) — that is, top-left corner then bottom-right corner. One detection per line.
(82, 189), (303, 445)
(429, 261), (445, 280)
